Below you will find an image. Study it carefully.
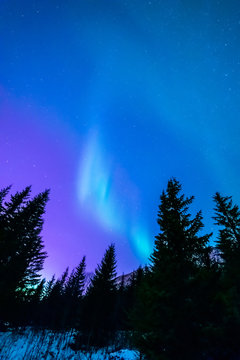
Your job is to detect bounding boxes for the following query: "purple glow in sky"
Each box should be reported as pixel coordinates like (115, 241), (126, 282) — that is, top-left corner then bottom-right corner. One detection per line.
(0, 88), (148, 276)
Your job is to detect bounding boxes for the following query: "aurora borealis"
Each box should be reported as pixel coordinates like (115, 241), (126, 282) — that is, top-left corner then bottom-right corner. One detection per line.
(0, 0), (240, 276)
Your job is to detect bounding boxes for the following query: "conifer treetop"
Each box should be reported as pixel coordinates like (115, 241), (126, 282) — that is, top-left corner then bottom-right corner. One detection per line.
(151, 178), (211, 269)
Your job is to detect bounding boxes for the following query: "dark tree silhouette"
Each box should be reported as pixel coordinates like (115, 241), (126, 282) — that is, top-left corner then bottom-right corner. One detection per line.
(210, 192), (240, 359)
(64, 256), (86, 328)
(131, 178), (212, 360)
(77, 244), (117, 348)
(3, 179), (240, 360)
(213, 192), (240, 266)
(0, 185), (49, 321)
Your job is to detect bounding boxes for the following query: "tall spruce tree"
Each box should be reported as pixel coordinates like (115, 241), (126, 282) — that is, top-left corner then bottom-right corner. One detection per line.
(151, 179), (211, 269)
(88, 244), (117, 295)
(132, 179), (212, 360)
(213, 192), (240, 266)
(64, 256), (86, 328)
(78, 244), (117, 348)
(0, 186), (49, 320)
(211, 192), (240, 358)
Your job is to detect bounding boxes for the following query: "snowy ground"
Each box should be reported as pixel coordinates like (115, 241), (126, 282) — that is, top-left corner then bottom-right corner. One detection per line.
(0, 328), (140, 360)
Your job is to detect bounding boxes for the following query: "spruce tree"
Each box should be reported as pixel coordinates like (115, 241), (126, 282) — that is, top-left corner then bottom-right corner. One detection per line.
(64, 256), (86, 328)
(29, 278), (46, 325)
(46, 267), (69, 328)
(40, 275), (56, 327)
(79, 244), (117, 348)
(132, 178), (212, 360)
(211, 192), (240, 358)
(88, 244), (116, 294)
(44, 275), (56, 299)
(0, 186), (49, 320)
(213, 192), (240, 266)
(65, 256), (86, 300)
(151, 179), (211, 269)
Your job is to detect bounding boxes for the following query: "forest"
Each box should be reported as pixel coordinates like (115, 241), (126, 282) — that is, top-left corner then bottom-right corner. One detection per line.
(1, 178), (240, 360)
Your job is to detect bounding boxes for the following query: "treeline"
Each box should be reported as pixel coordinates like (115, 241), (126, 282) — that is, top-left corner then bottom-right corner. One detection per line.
(0, 185), (142, 347)
(1, 179), (240, 359)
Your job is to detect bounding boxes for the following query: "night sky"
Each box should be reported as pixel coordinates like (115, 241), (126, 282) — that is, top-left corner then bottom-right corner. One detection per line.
(0, 0), (240, 277)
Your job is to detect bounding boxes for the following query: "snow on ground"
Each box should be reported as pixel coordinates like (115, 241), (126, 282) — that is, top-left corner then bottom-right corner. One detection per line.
(0, 328), (140, 360)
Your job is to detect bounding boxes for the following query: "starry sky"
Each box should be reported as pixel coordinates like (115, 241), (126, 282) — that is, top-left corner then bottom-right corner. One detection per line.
(0, 0), (240, 277)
